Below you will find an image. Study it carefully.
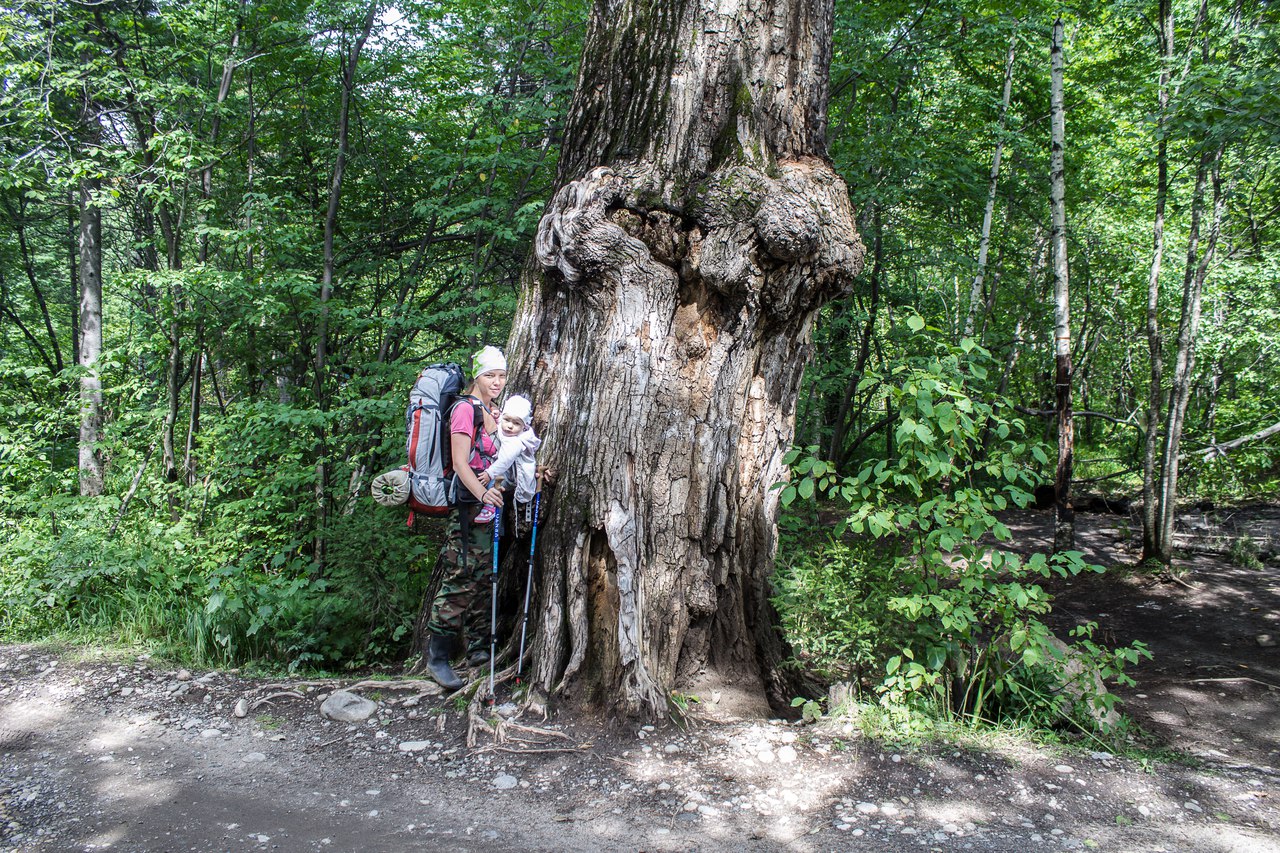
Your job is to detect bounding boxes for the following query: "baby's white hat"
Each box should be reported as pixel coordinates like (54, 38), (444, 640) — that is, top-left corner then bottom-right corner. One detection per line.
(502, 394), (532, 426)
(471, 345), (506, 376)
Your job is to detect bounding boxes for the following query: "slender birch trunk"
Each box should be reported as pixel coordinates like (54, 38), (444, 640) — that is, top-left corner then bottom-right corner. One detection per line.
(78, 177), (104, 497)
(964, 34), (1016, 340)
(1141, 0), (1174, 562)
(1049, 18), (1074, 552)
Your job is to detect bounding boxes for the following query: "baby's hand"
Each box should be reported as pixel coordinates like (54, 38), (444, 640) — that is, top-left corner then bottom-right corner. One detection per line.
(537, 465), (558, 485)
(477, 471), (491, 486)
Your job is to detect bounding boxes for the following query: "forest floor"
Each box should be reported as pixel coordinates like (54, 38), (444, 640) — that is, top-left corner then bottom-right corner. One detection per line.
(1, 507), (1278, 853)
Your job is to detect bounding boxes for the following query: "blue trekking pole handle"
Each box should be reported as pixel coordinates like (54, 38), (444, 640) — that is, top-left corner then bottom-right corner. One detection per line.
(488, 481), (502, 701)
(516, 491), (541, 682)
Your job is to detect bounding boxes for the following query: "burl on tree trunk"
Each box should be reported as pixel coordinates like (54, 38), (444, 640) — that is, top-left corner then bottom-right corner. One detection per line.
(507, 0), (863, 716)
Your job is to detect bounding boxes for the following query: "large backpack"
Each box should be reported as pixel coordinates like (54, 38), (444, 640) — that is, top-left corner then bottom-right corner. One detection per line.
(402, 362), (475, 516)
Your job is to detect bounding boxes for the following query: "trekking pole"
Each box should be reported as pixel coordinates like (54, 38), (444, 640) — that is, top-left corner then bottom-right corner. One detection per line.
(516, 490), (542, 685)
(488, 477), (503, 702)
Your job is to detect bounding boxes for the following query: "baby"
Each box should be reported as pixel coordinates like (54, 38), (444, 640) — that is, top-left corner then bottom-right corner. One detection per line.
(474, 394), (541, 524)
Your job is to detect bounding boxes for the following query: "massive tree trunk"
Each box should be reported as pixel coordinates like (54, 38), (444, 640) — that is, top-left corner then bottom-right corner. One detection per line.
(506, 0), (864, 716)
(1049, 18), (1074, 553)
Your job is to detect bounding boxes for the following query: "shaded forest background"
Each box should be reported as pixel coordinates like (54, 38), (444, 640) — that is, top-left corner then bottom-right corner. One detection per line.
(0, 0), (1276, 683)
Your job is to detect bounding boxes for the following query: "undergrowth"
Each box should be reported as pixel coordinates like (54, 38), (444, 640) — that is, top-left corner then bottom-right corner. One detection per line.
(773, 323), (1152, 747)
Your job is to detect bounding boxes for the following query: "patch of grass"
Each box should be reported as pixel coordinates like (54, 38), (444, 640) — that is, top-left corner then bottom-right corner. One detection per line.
(256, 714), (283, 731)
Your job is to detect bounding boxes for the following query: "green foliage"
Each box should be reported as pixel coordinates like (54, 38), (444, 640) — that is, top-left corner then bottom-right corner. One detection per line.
(1228, 535), (1263, 571)
(776, 325), (1151, 736)
(0, 0), (587, 669)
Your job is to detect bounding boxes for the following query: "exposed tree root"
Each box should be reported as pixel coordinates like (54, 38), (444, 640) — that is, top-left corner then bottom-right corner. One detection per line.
(462, 660), (571, 747)
(234, 676), (444, 717)
(249, 690), (303, 711)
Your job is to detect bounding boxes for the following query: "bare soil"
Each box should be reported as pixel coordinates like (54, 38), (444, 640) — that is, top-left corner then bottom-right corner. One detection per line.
(1, 508), (1278, 853)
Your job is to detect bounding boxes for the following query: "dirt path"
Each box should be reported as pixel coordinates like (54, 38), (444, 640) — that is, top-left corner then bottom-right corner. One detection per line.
(1, 509), (1278, 852)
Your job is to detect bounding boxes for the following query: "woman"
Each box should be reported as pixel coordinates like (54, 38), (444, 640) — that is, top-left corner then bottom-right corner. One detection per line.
(424, 345), (507, 690)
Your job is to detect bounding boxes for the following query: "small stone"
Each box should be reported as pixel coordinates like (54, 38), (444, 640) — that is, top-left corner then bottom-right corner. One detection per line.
(664, 744), (680, 754)
(399, 741), (431, 753)
(697, 805), (719, 817)
(176, 669), (192, 682)
(1138, 806), (1152, 817)
(201, 729), (222, 739)
(233, 698), (250, 718)
(1184, 801), (1203, 813)
(1054, 765), (1074, 774)
(320, 690), (377, 723)
(119, 687), (134, 697)
(855, 802), (878, 815)
(254, 834), (269, 843)
(891, 754), (902, 763)
(1257, 634), (1276, 648)
(757, 750), (775, 764)
(493, 774), (518, 790)
(879, 804), (900, 817)
(657, 782), (671, 791)
(777, 745), (797, 763)
(243, 752), (267, 763)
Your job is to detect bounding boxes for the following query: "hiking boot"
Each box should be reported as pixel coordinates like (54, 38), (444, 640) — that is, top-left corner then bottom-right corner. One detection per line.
(467, 649), (490, 667)
(426, 634), (464, 690)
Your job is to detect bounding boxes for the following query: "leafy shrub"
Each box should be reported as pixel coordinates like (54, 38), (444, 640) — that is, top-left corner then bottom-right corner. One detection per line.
(775, 324), (1151, 735)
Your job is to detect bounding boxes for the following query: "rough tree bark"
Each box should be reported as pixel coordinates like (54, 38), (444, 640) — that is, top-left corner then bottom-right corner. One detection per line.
(1049, 18), (1074, 553)
(506, 0), (864, 716)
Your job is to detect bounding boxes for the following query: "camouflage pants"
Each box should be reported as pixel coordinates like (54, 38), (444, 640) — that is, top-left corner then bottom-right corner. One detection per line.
(427, 508), (495, 650)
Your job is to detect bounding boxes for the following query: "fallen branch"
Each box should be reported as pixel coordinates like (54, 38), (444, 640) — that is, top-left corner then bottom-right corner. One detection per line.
(307, 736), (346, 751)
(475, 745), (587, 756)
(1195, 419), (1280, 461)
(1015, 405), (1141, 429)
(1190, 676), (1280, 692)
(255, 681), (331, 693)
(108, 445), (155, 537)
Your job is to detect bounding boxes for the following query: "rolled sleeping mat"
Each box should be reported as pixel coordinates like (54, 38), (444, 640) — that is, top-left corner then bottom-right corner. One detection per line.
(371, 468), (411, 507)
